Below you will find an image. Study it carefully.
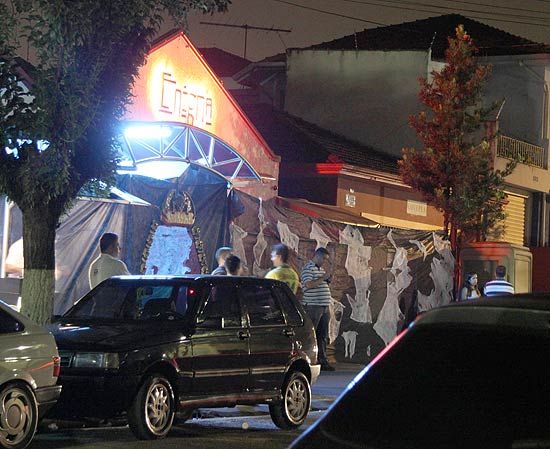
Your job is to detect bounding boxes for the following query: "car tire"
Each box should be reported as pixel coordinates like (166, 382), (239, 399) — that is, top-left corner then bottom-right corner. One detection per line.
(0, 382), (38, 449)
(127, 375), (175, 440)
(269, 371), (311, 429)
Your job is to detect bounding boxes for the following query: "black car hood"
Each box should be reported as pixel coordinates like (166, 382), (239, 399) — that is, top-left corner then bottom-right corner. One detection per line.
(49, 320), (192, 352)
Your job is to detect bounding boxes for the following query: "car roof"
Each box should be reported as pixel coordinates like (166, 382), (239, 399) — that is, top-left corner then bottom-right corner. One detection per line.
(416, 294), (550, 330)
(110, 274), (277, 282)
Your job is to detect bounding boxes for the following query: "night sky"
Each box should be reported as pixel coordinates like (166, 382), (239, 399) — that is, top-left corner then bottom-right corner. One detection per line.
(180, 0), (550, 61)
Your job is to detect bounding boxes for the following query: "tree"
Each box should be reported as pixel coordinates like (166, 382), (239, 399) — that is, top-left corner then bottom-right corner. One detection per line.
(0, 0), (231, 324)
(398, 25), (516, 294)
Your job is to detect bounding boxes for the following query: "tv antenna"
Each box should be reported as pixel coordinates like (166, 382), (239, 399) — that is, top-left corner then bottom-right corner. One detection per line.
(200, 21), (291, 59)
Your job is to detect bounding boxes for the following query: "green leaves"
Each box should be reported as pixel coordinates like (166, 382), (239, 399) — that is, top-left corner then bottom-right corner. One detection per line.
(0, 0), (231, 219)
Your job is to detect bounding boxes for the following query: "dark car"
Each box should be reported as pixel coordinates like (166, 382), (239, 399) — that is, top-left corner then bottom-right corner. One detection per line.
(49, 275), (320, 439)
(290, 294), (550, 449)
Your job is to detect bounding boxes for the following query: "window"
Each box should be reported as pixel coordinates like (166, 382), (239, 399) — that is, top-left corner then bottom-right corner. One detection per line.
(68, 281), (130, 319)
(0, 309), (23, 333)
(241, 284), (285, 327)
(198, 284), (241, 327)
(273, 286), (303, 326)
(66, 281), (190, 321)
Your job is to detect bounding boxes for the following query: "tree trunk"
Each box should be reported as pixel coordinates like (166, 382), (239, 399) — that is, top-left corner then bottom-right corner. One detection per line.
(20, 206), (58, 325)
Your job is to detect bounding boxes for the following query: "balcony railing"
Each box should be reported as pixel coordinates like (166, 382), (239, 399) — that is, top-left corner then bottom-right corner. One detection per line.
(497, 135), (546, 169)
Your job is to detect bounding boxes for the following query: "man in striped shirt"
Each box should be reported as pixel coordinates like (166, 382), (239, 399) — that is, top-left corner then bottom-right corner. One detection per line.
(484, 265), (515, 296)
(301, 247), (335, 371)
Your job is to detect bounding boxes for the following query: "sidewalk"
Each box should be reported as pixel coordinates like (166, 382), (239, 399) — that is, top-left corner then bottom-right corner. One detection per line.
(197, 362), (364, 419)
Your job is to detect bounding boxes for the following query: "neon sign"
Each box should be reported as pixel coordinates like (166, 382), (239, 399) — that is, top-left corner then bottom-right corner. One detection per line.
(158, 72), (213, 127)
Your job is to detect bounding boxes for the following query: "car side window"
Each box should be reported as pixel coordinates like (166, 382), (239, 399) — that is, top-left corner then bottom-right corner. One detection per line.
(273, 286), (303, 326)
(241, 284), (285, 327)
(0, 309), (23, 333)
(198, 284), (241, 328)
(68, 282), (131, 318)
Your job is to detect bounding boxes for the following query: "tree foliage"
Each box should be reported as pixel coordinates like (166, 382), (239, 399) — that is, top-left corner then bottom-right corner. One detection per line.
(399, 25), (516, 254)
(0, 0), (231, 323)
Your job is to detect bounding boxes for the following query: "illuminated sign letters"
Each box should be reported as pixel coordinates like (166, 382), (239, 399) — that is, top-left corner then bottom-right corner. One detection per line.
(159, 72), (213, 127)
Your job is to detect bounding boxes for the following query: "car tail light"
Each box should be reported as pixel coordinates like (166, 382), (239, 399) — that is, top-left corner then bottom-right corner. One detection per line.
(53, 356), (61, 377)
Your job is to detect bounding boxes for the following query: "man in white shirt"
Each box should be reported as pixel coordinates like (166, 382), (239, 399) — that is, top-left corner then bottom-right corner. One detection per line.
(89, 232), (130, 289)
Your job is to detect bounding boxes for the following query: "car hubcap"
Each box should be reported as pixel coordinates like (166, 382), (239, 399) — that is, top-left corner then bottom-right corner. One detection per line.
(285, 378), (308, 424)
(145, 383), (171, 433)
(0, 388), (32, 446)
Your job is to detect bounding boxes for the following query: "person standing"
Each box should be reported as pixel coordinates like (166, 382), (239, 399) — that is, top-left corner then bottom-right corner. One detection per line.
(301, 247), (334, 372)
(211, 247), (232, 275)
(224, 255), (243, 276)
(484, 265), (515, 296)
(460, 272), (481, 300)
(265, 243), (300, 294)
(89, 232), (130, 289)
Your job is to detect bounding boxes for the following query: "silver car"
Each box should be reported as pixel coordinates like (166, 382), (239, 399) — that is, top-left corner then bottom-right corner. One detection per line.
(0, 300), (61, 449)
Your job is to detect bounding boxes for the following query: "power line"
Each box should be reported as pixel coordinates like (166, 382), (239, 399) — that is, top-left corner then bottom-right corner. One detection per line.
(270, 0), (388, 26)
(438, 0), (550, 15)
(308, 0), (550, 28)
(339, 0), (550, 22)
(200, 21), (291, 59)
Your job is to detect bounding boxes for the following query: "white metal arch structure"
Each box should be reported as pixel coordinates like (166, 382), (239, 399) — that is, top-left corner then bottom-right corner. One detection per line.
(118, 121), (261, 181)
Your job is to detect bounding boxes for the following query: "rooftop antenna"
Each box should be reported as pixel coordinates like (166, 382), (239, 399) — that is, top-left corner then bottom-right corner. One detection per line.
(200, 21), (291, 59)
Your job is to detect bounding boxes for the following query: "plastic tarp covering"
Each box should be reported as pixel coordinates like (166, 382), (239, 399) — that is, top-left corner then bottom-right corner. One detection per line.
(54, 199), (147, 314)
(116, 168), (233, 273)
(2, 166), (233, 314)
(231, 190), (454, 364)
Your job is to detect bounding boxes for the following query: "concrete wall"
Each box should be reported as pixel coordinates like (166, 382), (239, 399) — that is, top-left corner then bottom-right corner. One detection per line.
(285, 49), (429, 158)
(336, 176), (444, 229)
(483, 54), (550, 150)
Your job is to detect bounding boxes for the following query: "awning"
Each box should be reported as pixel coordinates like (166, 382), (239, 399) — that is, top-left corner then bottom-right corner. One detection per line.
(361, 212), (442, 231)
(274, 197), (379, 228)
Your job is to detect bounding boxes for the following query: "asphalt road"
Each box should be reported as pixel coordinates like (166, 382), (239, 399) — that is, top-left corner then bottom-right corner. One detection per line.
(31, 364), (364, 449)
(32, 411), (324, 449)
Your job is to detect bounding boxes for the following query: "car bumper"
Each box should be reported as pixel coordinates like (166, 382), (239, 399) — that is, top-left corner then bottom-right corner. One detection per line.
(310, 364), (321, 385)
(36, 384), (62, 418)
(54, 373), (140, 417)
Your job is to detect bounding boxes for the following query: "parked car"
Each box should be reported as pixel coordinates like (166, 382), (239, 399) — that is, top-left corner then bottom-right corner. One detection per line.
(0, 300), (61, 449)
(49, 275), (320, 439)
(290, 294), (550, 449)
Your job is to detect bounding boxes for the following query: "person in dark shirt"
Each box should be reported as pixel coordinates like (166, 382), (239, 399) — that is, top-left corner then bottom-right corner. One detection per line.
(211, 247), (232, 275)
(225, 255), (243, 276)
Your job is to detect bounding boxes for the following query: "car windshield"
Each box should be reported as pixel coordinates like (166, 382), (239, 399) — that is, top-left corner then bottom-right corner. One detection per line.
(65, 280), (193, 321)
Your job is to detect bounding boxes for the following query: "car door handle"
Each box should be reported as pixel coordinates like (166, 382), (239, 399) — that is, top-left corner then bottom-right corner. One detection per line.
(283, 328), (295, 337)
(237, 330), (250, 340)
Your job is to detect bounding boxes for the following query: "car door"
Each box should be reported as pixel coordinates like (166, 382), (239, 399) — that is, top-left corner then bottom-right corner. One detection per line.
(240, 281), (293, 392)
(191, 280), (250, 395)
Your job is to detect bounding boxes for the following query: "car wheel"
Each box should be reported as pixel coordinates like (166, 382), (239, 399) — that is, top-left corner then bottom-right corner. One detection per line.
(269, 371), (311, 429)
(127, 375), (175, 440)
(0, 382), (38, 449)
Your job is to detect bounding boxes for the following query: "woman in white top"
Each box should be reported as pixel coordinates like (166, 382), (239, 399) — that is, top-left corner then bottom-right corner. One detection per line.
(460, 272), (481, 300)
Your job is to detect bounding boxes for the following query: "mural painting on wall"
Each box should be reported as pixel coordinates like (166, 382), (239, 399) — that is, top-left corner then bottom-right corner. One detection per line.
(141, 190), (208, 275)
(230, 191), (454, 365)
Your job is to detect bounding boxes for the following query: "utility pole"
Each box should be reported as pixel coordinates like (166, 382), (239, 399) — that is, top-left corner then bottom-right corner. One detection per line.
(200, 21), (291, 60)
